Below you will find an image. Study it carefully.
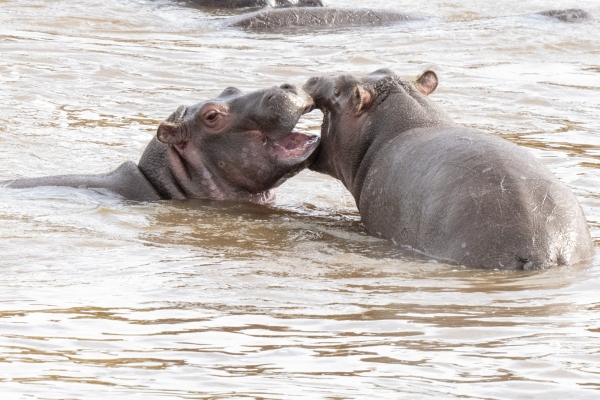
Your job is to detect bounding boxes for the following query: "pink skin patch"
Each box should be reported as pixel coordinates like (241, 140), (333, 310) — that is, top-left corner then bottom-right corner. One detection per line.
(272, 131), (319, 160)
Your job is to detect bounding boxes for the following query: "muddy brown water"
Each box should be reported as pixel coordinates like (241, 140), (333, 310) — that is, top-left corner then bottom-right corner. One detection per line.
(0, 0), (599, 398)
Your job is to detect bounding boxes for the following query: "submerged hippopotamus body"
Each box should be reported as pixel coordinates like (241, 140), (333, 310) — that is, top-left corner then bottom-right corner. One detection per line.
(2, 85), (318, 203)
(226, 7), (593, 30)
(226, 8), (422, 29)
(304, 69), (594, 269)
(185, 0), (323, 9)
(532, 9), (594, 23)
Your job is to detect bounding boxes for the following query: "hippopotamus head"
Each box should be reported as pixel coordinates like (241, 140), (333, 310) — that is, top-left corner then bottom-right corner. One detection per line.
(302, 69), (451, 193)
(140, 84), (318, 203)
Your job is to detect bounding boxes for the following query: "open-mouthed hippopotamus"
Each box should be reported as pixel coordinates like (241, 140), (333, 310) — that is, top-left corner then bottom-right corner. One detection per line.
(184, 0), (323, 9)
(1, 84), (318, 203)
(303, 69), (594, 270)
(226, 8), (422, 29)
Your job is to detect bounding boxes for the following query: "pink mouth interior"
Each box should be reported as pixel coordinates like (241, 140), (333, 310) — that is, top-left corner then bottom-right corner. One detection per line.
(274, 131), (319, 157)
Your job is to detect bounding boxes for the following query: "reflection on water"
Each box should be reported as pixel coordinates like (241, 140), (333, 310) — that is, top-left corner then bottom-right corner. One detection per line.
(1, 0), (600, 398)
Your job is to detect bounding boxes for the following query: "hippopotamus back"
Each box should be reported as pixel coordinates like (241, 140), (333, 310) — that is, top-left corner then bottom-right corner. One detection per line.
(185, 0), (323, 9)
(226, 8), (422, 29)
(359, 126), (593, 269)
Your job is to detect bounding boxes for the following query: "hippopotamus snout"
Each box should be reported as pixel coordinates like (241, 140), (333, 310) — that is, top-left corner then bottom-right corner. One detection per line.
(303, 76), (330, 108)
(266, 83), (313, 110)
(256, 84), (313, 132)
(303, 75), (362, 110)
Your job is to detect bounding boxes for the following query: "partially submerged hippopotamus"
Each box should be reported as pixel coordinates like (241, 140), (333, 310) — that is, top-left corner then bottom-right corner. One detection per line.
(225, 7), (592, 30)
(185, 0), (323, 9)
(226, 8), (422, 29)
(532, 9), (594, 23)
(1, 84), (318, 203)
(303, 69), (594, 269)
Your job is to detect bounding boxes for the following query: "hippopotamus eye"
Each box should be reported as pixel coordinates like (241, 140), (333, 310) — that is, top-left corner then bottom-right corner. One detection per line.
(202, 110), (223, 127)
(197, 103), (229, 129)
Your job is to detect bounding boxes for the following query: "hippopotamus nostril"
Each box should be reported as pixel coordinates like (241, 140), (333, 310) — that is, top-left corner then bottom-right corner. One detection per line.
(165, 105), (187, 123)
(265, 93), (278, 108)
(303, 77), (322, 97)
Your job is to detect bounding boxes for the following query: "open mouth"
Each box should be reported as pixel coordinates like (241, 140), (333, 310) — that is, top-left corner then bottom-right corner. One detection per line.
(270, 98), (320, 158)
(273, 131), (320, 159)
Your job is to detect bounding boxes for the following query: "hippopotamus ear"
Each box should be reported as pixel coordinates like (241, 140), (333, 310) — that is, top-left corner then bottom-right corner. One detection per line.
(218, 87), (243, 99)
(157, 121), (187, 145)
(354, 85), (373, 115)
(415, 70), (439, 96)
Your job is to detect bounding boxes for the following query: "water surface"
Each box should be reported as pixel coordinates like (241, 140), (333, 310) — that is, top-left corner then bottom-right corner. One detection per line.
(1, 0), (599, 398)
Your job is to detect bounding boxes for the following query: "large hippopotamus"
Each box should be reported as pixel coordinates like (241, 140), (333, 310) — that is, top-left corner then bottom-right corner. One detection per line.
(185, 0), (323, 9)
(1, 84), (318, 203)
(226, 7), (592, 30)
(226, 8), (422, 29)
(303, 69), (595, 269)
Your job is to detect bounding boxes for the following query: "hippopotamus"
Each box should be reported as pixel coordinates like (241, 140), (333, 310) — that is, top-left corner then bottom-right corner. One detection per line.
(225, 7), (593, 30)
(532, 9), (594, 23)
(226, 8), (422, 29)
(185, 0), (323, 9)
(303, 69), (595, 269)
(1, 84), (318, 203)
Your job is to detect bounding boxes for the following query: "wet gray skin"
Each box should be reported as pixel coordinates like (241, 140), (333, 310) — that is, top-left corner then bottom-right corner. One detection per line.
(532, 9), (594, 22)
(226, 8), (592, 30)
(183, 0), (323, 9)
(226, 8), (422, 29)
(303, 69), (595, 270)
(1, 85), (318, 204)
